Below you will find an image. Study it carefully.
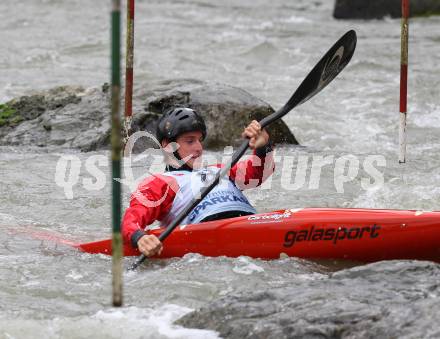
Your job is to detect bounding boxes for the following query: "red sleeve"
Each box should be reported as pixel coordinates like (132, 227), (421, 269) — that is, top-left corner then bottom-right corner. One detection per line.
(228, 149), (275, 190)
(121, 174), (179, 247)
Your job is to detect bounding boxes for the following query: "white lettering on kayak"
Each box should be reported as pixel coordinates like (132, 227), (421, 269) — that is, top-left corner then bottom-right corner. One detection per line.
(248, 212), (291, 221)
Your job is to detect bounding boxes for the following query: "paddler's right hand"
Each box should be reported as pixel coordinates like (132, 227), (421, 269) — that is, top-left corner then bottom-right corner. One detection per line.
(137, 234), (163, 257)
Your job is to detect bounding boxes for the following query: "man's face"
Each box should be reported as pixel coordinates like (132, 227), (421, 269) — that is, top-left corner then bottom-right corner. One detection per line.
(162, 131), (204, 169)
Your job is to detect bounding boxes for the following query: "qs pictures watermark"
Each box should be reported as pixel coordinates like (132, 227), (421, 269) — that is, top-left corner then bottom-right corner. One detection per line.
(54, 131), (386, 200)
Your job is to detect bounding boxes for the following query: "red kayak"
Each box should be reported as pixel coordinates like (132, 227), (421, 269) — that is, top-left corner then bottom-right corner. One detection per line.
(76, 208), (440, 263)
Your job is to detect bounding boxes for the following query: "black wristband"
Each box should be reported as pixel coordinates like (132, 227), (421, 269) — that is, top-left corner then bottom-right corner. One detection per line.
(255, 142), (273, 157)
(131, 230), (146, 248)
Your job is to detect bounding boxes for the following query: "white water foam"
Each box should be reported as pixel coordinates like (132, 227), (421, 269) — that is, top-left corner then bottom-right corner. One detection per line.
(232, 256), (265, 275)
(0, 304), (220, 339)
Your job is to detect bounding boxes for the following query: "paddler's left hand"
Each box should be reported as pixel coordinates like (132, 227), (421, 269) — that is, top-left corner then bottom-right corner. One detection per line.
(242, 120), (269, 149)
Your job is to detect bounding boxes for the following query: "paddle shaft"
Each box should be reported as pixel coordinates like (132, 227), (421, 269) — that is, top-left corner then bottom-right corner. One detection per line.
(129, 30), (357, 270)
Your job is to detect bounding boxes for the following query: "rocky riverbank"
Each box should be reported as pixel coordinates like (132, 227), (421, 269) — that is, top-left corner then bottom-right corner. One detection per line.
(0, 79), (297, 152)
(178, 260), (440, 338)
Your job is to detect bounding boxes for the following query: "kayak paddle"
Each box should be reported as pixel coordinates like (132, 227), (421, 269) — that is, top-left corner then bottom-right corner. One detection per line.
(129, 30), (357, 270)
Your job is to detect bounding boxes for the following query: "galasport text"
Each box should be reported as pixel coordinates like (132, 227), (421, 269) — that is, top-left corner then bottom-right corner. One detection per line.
(283, 225), (381, 247)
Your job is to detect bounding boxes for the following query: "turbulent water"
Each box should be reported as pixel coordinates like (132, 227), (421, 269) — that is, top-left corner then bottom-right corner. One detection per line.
(1, 0), (440, 338)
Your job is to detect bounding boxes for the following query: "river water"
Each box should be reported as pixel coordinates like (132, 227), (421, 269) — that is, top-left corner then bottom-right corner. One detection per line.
(1, 0), (439, 338)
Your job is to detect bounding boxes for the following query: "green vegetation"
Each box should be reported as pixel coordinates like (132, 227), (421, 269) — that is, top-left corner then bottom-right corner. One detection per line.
(0, 103), (20, 127)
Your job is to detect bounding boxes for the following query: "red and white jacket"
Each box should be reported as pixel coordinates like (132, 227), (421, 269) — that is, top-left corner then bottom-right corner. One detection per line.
(122, 149), (275, 248)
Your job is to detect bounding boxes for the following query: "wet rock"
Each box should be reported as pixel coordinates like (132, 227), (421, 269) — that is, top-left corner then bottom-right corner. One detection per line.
(130, 79), (298, 151)
(177, 260), (440, 338)
(0, 80), (298, 151)
(334, 0), (440, 19)
(0, 85), (109, 151)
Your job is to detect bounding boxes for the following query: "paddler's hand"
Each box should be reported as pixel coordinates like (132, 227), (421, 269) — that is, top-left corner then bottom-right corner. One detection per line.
(137, 234), (163, 257)
(242, 120), (269, 149)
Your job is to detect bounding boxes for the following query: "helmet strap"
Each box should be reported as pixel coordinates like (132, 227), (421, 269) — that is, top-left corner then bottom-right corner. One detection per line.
(173, 149), (181, 161)
(162, 139), (193, 171)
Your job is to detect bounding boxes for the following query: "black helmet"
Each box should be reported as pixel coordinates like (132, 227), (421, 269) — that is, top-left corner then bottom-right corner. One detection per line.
(156, 107), (207, 143)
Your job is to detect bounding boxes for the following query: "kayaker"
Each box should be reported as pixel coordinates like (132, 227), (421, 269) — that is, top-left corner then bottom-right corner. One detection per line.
(122, 107), (275, 257)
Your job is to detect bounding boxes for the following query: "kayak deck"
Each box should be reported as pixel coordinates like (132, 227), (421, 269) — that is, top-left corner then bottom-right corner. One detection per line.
(77, 208), (440, 263)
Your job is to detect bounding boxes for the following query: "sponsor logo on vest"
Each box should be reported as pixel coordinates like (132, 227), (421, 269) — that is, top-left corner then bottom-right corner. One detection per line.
(283, 224), (381, 247)
(189, 193), (251, 222)
(195, 168), (216, 183)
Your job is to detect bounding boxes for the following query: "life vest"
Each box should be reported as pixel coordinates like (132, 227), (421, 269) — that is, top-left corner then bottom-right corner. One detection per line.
(160, 167), (256, 226)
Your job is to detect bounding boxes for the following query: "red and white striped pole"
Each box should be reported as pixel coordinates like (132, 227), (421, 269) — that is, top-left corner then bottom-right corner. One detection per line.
(124, 0), (135, 144)
(399, 0), (409, 163)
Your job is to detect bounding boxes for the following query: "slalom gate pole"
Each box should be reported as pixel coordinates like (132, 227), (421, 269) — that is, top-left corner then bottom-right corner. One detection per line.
(111, 0), (123, 307)
(399, 0), (409, 163)
(124, 0), (135, 143)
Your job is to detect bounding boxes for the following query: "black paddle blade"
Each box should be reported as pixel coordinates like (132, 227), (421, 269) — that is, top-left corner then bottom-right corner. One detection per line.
(260, 30), (357, 128)
(294, 30), (356, 107)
